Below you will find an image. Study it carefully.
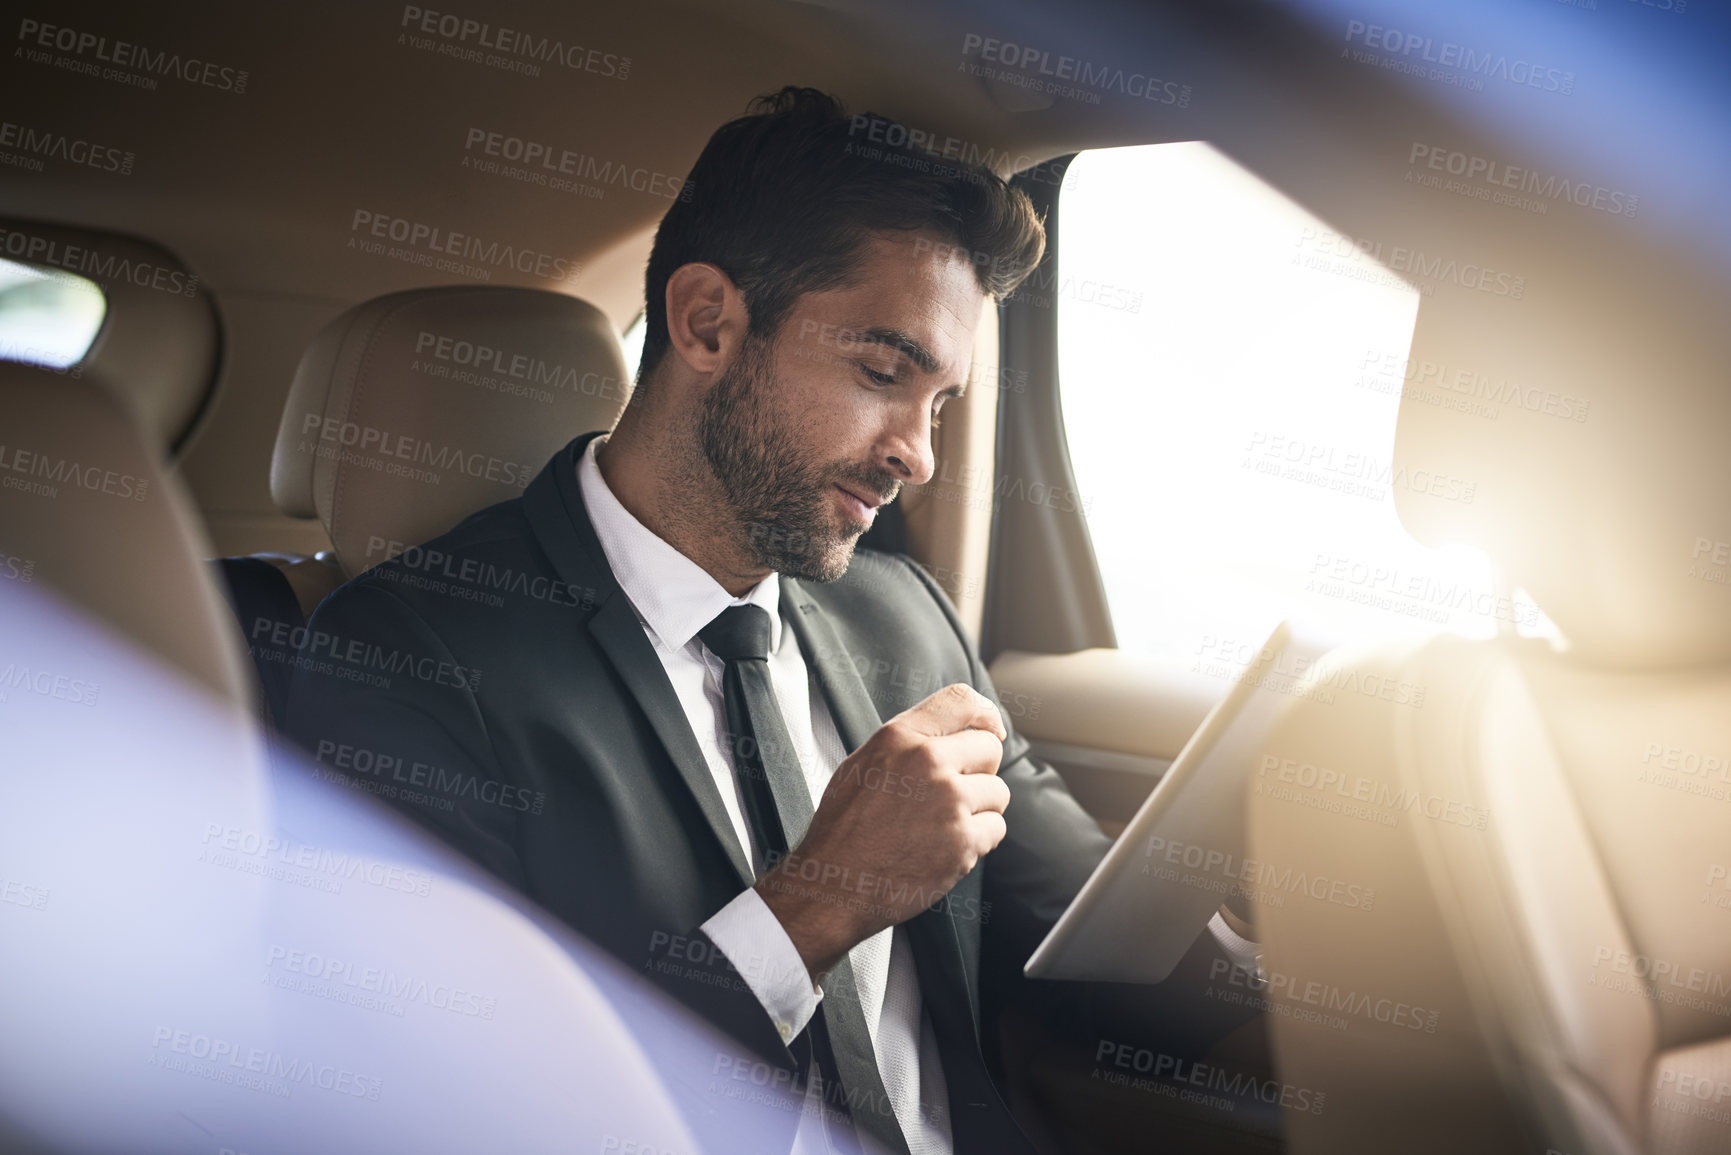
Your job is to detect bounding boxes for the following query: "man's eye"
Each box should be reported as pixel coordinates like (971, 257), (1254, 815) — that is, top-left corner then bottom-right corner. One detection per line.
(858, 364), (896, 386)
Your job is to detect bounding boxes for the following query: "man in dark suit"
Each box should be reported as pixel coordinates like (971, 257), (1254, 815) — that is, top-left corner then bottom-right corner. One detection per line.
(284, 87), (1110, 1155)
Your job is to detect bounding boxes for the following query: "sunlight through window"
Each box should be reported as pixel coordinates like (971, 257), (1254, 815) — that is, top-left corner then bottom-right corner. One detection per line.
(1058, 142), (1529, 658)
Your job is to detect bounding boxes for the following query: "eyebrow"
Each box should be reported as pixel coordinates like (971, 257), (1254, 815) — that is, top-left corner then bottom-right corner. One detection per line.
(849, 327), (940, 375)
(848, 327), (966, 398)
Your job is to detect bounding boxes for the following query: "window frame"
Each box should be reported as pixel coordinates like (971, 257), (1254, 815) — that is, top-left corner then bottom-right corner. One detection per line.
(980, 154), (1118, 664)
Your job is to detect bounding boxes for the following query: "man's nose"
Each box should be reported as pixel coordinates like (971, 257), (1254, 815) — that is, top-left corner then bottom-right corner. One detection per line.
(881, 415), (936, 486)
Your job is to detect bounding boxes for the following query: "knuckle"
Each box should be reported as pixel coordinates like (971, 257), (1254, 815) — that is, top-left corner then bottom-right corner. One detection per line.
(937, 774), (965, 805)
(908, 742), (942, 776)
(878, 719), (915, 748)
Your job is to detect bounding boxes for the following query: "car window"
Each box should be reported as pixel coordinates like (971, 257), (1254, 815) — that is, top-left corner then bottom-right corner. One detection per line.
(1056, 141), (1555, 660)
(0, 257), (105, 370)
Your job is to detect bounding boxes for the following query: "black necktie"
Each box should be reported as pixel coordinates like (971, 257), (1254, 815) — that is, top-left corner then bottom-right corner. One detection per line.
(698, 604), (913, 1155)
(697, 604), (811, 859)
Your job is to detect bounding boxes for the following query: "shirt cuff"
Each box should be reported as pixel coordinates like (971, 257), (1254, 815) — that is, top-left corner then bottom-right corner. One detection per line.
(701, 887), (825, 1045)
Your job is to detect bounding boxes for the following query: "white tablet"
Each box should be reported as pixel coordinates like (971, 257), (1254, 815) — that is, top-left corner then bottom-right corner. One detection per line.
(1024, 619), (1334, 983)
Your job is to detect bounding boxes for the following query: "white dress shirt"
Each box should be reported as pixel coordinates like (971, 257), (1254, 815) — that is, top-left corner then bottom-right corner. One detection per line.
(577, 436), (952, 1154)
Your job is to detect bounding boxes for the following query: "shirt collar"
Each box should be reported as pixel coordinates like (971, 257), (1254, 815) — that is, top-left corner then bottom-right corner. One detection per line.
(577, 435), (781, 654)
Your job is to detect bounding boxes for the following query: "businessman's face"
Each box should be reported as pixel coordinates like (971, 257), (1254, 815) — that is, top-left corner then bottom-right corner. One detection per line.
(698, 230), (984, 582)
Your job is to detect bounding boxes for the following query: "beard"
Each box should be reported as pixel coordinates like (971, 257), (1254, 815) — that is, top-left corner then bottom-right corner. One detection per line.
(695, 333), (901, 582)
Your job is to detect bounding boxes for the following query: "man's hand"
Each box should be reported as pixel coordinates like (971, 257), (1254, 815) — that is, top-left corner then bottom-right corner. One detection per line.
(756, 683), (1010, 982)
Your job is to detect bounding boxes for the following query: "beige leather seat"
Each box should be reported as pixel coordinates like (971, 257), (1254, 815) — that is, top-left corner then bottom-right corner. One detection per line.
(268, 285), (630, 580)
(0, 217), (221, 455)
(0, 361), (249, 706)
(212, 286), (629, 723)
(1244, 287), (1731, 1150)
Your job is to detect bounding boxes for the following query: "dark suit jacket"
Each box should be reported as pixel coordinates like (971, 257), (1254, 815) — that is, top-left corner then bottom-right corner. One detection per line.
(282, 431), (1111, 1154)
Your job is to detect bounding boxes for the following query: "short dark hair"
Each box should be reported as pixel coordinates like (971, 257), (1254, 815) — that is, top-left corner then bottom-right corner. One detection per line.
(637, 86), (1046, 385)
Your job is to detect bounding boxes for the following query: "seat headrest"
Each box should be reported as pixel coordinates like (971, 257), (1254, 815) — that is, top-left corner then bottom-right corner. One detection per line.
(0, 217), (219, 455)
(0, 362), (248, 704)
(1391, 242), (1731, 668)
(269, 286), (630, 577)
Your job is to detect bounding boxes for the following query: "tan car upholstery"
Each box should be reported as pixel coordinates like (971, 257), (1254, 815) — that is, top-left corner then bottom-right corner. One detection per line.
(0, 218), (220, 454)
(0, 362), (249, 706)
(1246, 300), (1731, 1153)
(270, 286), (630, 578)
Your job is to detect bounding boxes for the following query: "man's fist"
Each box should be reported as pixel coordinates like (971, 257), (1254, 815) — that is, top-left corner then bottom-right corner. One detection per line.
(756, 683), (1011, 981)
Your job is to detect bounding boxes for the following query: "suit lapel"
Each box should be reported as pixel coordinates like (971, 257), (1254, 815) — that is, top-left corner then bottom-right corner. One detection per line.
(587, 595), (754, 888)
(782, 578), (985, 1042)
(524, 433), (754, 890)
(779, 578), (882, 753)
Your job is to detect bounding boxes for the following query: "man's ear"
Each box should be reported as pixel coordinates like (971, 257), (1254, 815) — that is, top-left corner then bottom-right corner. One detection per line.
(664, 262), (749, 378)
